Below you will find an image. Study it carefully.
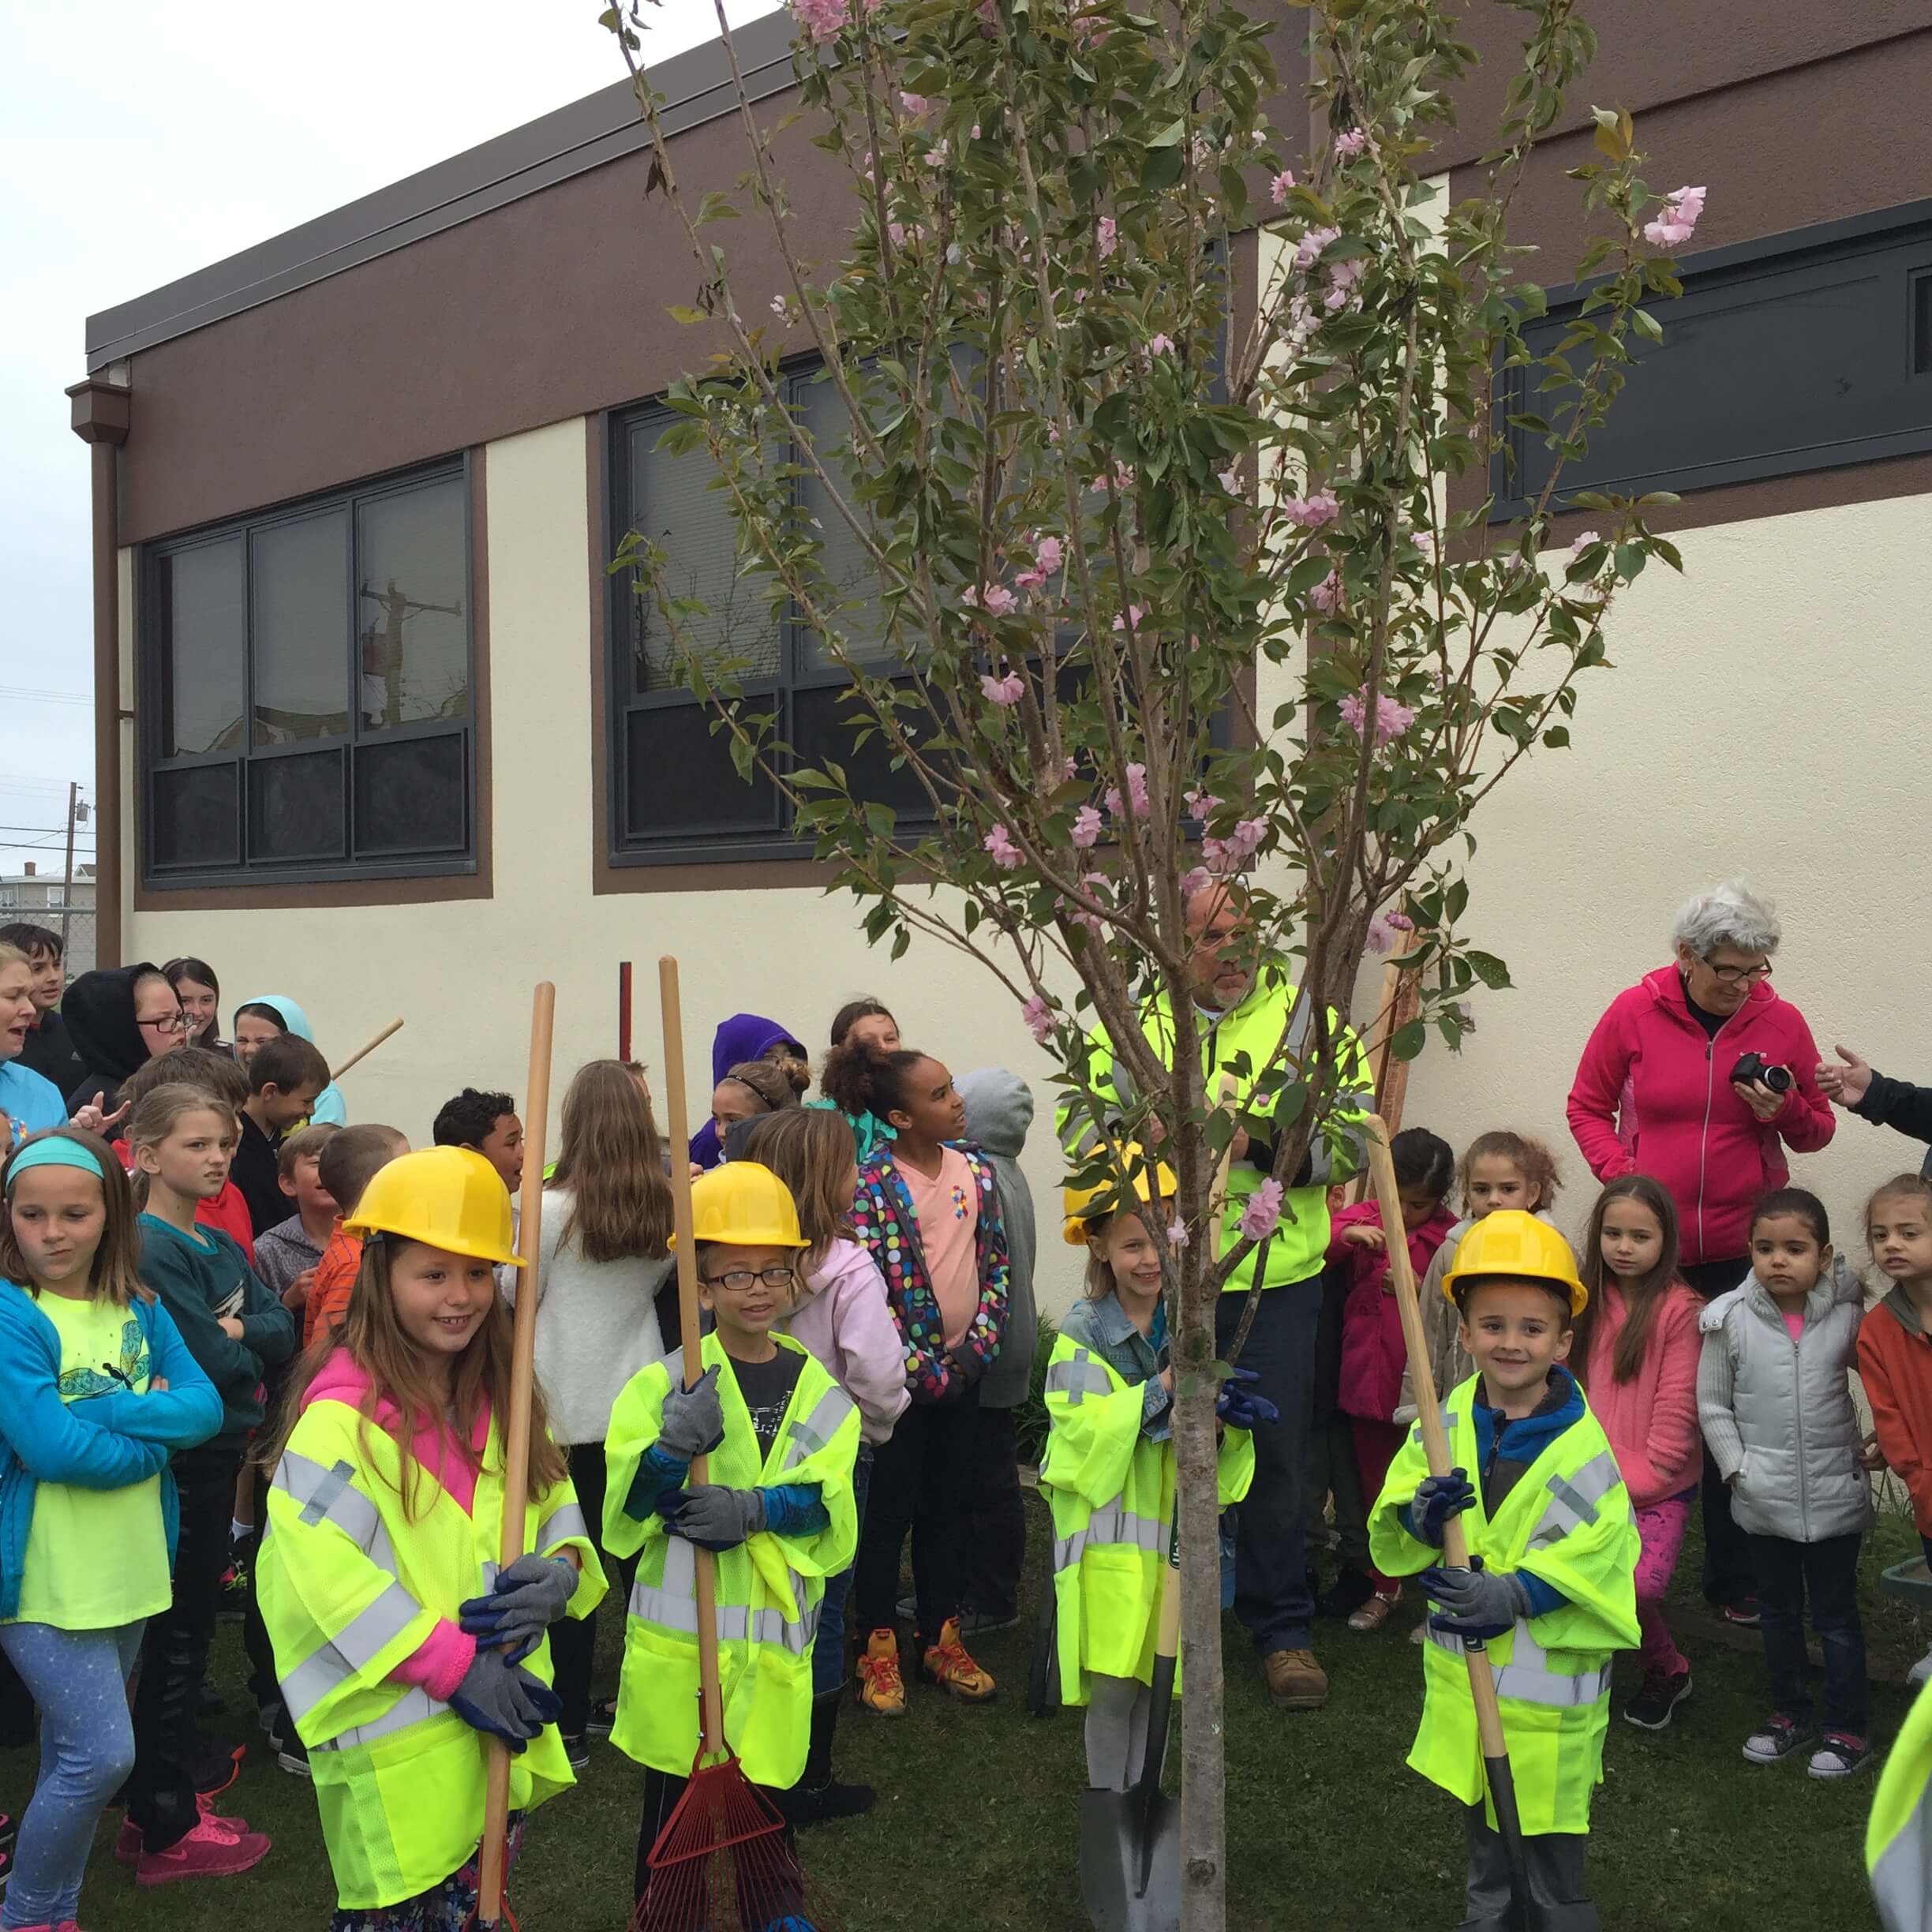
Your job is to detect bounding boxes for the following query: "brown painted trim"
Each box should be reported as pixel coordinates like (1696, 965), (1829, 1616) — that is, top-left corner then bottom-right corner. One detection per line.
(86, 440), (123, 968)
(130, 447), (496, 915)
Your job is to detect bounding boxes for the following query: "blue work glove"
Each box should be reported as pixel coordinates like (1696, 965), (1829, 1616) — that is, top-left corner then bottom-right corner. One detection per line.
(1408, 1468), (1477, 1546)
(657, 1365), (727, 1460)
(661, 1482), (766, 1551)
(447, 1650), (562, 1751)
(459, 1552), (578, 1664)
(1420, 1560), (1531, 1640)
(1215, 1367), (1279, 1431)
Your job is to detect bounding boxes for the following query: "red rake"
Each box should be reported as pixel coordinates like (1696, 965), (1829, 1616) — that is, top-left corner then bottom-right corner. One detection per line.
(631, 957), (833, 1932)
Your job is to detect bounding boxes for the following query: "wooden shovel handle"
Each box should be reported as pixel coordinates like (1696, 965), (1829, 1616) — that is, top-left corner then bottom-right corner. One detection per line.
(328, 1017), (403, 1084)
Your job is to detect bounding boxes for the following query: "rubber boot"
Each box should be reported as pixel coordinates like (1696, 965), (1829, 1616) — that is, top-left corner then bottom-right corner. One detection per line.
(778, 1692), (875, 1827)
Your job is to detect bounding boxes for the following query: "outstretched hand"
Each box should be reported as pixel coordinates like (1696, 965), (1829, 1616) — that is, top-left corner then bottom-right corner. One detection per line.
(69, 1094), (129, 1137)
(1817, 1044), (1873, 1107)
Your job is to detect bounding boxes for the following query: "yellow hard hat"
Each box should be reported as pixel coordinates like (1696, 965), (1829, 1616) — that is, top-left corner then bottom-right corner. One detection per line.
(343, 1146), (522, 1267)
(1441, 1210), (1586, 1316)
(1063, 1151), (1179, 1246)
(672, 1162), (809, 1250)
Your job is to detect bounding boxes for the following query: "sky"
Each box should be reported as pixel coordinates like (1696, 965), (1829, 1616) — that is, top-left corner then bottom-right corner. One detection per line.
(0, 0), (777, 881)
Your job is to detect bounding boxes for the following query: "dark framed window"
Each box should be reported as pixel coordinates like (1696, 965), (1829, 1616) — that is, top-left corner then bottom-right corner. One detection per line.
(607, 363), (939, 866)
(140, 460), (476, 886)
(1493, 198), (1932, 516)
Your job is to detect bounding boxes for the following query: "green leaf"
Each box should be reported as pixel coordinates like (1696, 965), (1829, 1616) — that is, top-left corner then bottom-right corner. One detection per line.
(1390, 1018), (1428, 1062)
(668, 305), (707, 324)
(695, 191), (741, 227)
(1147, 118), (1188, 147)
(1466, 950), (1511, 990)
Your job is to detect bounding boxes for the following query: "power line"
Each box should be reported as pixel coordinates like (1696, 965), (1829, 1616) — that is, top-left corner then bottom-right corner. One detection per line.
(0, 686), (91, 708)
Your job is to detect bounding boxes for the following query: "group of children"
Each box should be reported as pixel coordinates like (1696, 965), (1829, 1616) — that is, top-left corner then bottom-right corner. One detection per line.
(7, 931), (1932, 1931)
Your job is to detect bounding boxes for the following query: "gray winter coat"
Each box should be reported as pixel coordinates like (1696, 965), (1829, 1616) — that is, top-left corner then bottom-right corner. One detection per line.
(958, 1069), (1038, 1410)
(1697, 1255), (1873, 1543)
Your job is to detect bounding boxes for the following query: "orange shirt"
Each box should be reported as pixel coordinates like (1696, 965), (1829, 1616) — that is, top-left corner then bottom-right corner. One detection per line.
(1859, 1291), (1932, 1533)
(304, 1223), (364, 1351)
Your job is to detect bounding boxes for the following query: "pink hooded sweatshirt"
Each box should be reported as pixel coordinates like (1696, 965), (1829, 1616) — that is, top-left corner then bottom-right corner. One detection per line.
(1580, 1279), (1704, 1508)
(1567, 966), (1834, 1265)
(1330, 1198), (1458, 1424)
(779, 1238), (912, 1445)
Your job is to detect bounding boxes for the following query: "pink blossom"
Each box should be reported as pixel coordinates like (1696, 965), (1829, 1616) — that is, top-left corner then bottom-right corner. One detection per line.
(790, 0), (863, 43)
(1338, 686), (1416, 746)
(1239, 1179), (1284, 1241)
(1185, 787), (1221, 819)
(977, 0), (1000, 28)
(1103, 762), (1151, 819)
(1201, 817), (1266, 877)
(1219, 463), (1242, 493)
(1324, 256), (1368, 312)
(1032, 534), (1064, 578)
(1180, 865), (1214, 900)
(1643, 184), (1705, 250)
(1269, 170), (1297, 205)
(923, 143), (948, 168)
(1280, 491), (1340, 530)
(900, 92), (930, 114)
(1569, 528), (1601, 555)
(1112, 605), (1145, 633)
(1065, 872), (1109, 931)
(983, 824), (1023, 869)
(1148, 333), (1175, 358)
(1294, 225), (1339, 272)
(981, 671), (1025, 706)
(1413, 529), (1436, 562)
(1333, 128), (1368, 160)
(1309, 571), (1344, 614)
(1365, 914), (1398, 954)
(1384, 909), (1414, 932)
(970, 582), (1018, 617)
(887, 222), (910, 249)
(1071, 804), (1103, 848)
(1091, 466), (1134, 493)
(1166, 1218), (1189, 1249)
(1021, 994), (1054, 1043)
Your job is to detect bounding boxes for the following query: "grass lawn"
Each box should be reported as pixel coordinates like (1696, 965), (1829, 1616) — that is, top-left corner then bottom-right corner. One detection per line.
(11, 1496), (1923, 1932)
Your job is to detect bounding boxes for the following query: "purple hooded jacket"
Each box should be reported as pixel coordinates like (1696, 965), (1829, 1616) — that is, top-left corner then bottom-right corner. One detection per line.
(689, 1011), (809, 1170)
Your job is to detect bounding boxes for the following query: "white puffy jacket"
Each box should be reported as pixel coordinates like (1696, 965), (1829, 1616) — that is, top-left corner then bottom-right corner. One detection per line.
(1697, 1254), (1873, 1544)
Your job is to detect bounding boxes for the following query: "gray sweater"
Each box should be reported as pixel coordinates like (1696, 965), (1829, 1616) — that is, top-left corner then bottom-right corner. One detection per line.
(959, 1069), (1038, 1410)
(1697, 1253), (1873, 1544)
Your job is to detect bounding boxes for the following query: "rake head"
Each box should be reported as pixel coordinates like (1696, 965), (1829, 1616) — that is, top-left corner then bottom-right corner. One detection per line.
(630, 1754), (839, 1932)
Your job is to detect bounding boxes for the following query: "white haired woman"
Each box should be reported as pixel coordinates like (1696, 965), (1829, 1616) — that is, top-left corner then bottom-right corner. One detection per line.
(1567, 879), (1836, 1623)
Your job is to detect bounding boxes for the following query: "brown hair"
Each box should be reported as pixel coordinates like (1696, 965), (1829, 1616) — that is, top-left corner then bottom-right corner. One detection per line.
(0, 1129), (150, 1307)
(268, 1236), (565, 1513)
(1459, 1129), (1562, 1214)
(740, 1110), (854, 1270)
(721, 1058), (804, 1114)
(1572, 1174), (1681, 1388)
(1866, 1173), (1932, 1241)
(128, 1084), (238, 1209)
(549, 1058), (674, 1263)
(317, 1124), (408, 1217)
(278, 1121), (341, 1181)
(120, 1043), (249, 1114)
(248, 1033), (329, 1099)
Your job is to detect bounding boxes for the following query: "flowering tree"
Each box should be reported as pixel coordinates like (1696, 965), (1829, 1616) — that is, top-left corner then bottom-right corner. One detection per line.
(602, 0), (1700, 1919)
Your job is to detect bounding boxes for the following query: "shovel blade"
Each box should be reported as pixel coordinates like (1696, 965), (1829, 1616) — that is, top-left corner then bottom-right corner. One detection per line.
(1078, 1789), (1181, 1932)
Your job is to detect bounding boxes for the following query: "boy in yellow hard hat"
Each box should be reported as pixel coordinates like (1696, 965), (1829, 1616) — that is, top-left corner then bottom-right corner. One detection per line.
(602, 1162), (861, 1904)
(1367, 1209), (1638, 1932)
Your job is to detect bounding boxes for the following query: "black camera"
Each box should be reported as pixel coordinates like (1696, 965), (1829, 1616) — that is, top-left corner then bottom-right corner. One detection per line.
(1731, 1051), (1793, 1095)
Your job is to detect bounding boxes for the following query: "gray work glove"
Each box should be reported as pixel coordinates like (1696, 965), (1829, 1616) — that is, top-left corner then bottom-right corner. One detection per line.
(661, 1481), (766, 1552)
(1419, 1561), (1531, 1639)
(1409, 1469), (1476, 1546)
(447, 1650), (562, 1751)
(459, 1553), (577, 1664)
(657, 1365), (727, 1460)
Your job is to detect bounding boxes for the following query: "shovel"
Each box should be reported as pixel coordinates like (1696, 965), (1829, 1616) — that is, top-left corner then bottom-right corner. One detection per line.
(1078, 1503), (1181, 1932)
(1363, 1116), (1595, 1932)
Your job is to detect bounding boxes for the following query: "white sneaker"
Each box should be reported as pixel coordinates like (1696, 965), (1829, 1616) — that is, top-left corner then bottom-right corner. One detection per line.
(1911, 1644), (1932, 1688)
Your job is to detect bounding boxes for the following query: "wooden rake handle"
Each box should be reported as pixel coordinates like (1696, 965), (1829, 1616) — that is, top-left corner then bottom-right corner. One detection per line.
(1360, 1114), (1512, 1764)
(328, 1017), (404, 1084)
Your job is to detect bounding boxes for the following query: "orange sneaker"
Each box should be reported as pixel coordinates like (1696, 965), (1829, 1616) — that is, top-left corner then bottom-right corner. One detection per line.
(856, 1628), (907, 1717)
(920, 1617), (996, 1703)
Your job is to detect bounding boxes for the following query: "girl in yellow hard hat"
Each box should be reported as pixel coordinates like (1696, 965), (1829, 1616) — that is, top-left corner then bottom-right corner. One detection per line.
(1042, 1153), (1266, 1792)
(256, 1146), (606, 1932)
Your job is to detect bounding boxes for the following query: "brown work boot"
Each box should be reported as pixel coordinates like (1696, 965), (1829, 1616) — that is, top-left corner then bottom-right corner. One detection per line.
(1263, 1647), (1329, 1709)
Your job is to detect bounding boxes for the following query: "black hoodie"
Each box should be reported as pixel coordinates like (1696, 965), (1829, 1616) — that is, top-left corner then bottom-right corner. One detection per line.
(62, 962), (167, 1114)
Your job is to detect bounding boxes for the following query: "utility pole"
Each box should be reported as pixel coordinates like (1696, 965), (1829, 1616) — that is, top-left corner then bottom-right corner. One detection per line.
(58, 783), (78, 963)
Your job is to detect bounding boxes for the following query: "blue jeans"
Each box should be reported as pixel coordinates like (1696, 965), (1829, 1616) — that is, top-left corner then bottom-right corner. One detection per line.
(1748, 1530), (1868, 1735)
(814, 1446), (873, 1698)
(0, 1619), (144, 1930)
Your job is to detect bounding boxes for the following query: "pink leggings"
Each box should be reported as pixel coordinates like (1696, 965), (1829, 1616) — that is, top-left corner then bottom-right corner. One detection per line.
(1634, 1490), (1694, 1676)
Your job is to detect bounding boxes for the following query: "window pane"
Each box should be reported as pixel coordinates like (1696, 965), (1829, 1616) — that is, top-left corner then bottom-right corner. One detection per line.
(626, 420), (779, 695)
(248, 751), (345, 863)
(357, 480), (469, 731)
(792, 682), (942, 825)
(152, 765), (238, 870)
(252, 512), (349, 746)
(354, 734), (466, 856)
(157, 541), (245, 757)
(623, 702), (780, 841)
(792, 373), (890, 672)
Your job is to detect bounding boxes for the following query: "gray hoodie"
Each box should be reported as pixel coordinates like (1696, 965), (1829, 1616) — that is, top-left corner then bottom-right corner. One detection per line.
(958, 1069), (1038, 1410)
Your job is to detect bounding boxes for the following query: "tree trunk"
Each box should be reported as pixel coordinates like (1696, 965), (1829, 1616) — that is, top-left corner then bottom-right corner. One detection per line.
(1175, 1269), (1227, 1932)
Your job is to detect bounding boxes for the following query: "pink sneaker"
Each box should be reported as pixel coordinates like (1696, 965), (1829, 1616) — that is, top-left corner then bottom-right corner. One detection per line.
(134, 1811), (271, 1886)
(115, 1796), (251, 1866)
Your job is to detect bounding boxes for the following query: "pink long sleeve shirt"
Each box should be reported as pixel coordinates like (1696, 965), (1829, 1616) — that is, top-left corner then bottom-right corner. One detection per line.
(1580, 1279), (1705, 1509)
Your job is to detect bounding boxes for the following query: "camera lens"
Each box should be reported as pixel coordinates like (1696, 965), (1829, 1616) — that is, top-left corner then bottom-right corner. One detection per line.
(1764, 1064), (1794, 1094)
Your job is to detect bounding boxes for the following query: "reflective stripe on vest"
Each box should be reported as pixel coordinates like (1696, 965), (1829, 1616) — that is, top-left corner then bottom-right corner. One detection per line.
(1424, 1619), (1612, 1709)
(1525, 1451), (1622, 1552)
(281, 1580), (425, 1722)
(1053, 1498), (1166, 1573)
(274, 1450), (399, 1572)
(776, 1384), (856, 1471)
(628, 1529), (819, 1656)
(536, 1501), (588, 1551)
(1410, 1410), (1464, 1454)
(309, 1685), (447, 1755)
(1046, 1350), (1113, 1408)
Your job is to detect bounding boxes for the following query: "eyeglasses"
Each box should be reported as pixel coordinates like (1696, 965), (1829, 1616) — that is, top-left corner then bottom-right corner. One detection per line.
(137, 1012), (189, 1033)
(701, 1267), (797, 1293)
(1702, 958), (1773, 986)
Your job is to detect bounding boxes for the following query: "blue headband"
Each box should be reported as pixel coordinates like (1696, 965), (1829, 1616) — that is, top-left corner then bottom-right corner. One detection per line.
(6, 1137), (106, 1186)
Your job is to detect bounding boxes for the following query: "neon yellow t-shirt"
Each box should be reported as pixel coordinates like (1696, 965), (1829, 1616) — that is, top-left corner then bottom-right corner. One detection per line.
(9, 1295), (172, 1630)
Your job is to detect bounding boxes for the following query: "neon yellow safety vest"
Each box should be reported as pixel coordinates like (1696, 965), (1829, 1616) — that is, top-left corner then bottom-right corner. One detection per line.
(603, 1332), (860, 1789)
(1041, 1321), (1253, 1703)
(1367, 1375), (1639, 1835)
(1870, 1673), (1932, 1930)
(1062, 966), (1372, 1294)
(259, 1397), (605, 1911)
